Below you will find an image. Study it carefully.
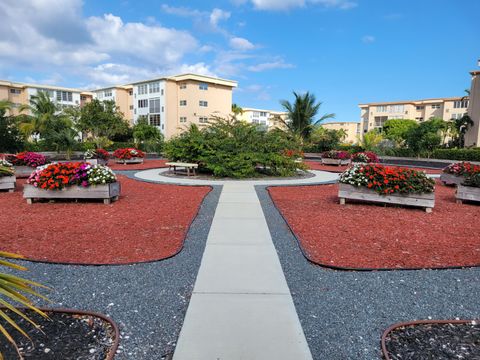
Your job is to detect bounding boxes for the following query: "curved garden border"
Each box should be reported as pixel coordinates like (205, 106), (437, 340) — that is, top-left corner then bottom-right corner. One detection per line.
(265, 183), (480, 272)
(1, 307), (120, 360)
(381, 319), (479, 360)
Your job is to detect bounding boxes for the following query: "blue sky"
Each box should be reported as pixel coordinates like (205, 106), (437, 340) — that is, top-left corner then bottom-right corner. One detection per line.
(1, 0), (479, 123)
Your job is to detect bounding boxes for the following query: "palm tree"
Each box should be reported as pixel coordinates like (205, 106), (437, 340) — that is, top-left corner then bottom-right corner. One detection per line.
(17, 91), (58, 140)
(280, 91), (335, 141)
(231, 104), (243, 121)
(0, 100), (13, 117)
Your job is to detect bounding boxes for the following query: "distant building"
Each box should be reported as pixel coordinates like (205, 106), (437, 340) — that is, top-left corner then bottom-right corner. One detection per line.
(92, 85), (134, 124)
(236, 108), (287, 130)
(320, 122), (360, 144)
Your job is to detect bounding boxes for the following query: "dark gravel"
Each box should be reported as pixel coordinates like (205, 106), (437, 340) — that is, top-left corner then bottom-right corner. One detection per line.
(4, 181), (221, 359)
(256, 185), (480, 360)
(384, 322), (480, 360)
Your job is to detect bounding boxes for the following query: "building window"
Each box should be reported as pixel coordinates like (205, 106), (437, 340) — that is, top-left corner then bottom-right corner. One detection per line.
(199, 83), (208, 90)
(431, 104), (441, 109)
(199, 116), (208, 123)
(179, 116), (187, 123)
(129, 105), (133, 110)
(138, 84), (148, 95)
(9, 88), (21, 94)
(389, 105), (404, 113)
(161, 89), (164, 96)
(374, 116), (388, 127)
(149, 82), (160, 93)
(149, 114), (161, 126)
(56, 91), (72, 102)
(199, 100), (208, 107)
(38, 89), (54, 98)
(161, 106), (164, 112)
(129, 90), (133, 95)
(416, 106), (424, 110)
(451, 113), (467, 120)
(180, 100), (187, 106)
(260, 112), (267, 117)
(80, 95), (87, 101)
(104, 89), (112, 97)
(149, 98), (160, 113)
(454, 100), (469, 108)
(415, 117), (424, 122)
(138, 99), (148, 108)
(179, 83), (187, 89)
(376, 105), (387, 112)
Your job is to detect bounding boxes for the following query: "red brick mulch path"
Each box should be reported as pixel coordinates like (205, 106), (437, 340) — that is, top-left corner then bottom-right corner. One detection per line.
(107, 159), (167, 171)
(304, 160), (443, 174)
(0, 176), (210, 265)
(268, 181), (480, 270)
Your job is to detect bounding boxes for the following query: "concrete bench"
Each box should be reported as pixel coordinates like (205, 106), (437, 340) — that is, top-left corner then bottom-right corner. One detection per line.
(166, 162), (199, 176)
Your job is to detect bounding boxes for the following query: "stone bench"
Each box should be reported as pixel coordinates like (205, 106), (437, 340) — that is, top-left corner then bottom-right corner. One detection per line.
(166, 162), (199, 176)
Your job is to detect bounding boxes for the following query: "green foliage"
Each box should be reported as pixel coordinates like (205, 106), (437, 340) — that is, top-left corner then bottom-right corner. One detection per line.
(164, 117), (304, 178)
(307, 126), (345, 152)
(431, 148), (480, 162)
(280, 91), (335, 141)
(132, 118), (164, 153)
(0, 101), (24, 153)
(463, 172), (480, 188)
(382, 119), (418, 144)
(359, 129), (384, 151)
(405, 118), (446, 155)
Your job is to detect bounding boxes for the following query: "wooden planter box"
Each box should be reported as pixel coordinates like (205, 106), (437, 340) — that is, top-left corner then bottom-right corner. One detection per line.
(440, 173), (464, 186)
(13, 165), (35, 178)
(23, 182), (121, 204)
(456, 184), (480, 204)
(115, 157), (143, 164)
(321, 158), (351, 166)
(0, 175), (16, 192)
(338, 183), (435, 212)
(85, 158), (108, 166)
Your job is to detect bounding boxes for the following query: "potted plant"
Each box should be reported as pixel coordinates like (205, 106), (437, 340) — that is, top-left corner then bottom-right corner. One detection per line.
(440, 162), (480, 186)
(338, 164), (436, 212)
(321, 150), (351, 166)
(456, 171), (480, 204)
(0, 159), (15, 192)
(351, 151), (379, 163)
(113, 148), (145, 164)
(23, 162), (120, 204)
(84, 148), (110, 166)
(6, 152), (49, 178)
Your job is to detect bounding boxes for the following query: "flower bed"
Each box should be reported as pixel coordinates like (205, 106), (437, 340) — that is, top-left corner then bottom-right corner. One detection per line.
(339, 164), (435, 212)
(456, 172), (480, 204)
(84, 148), (110, 165)
(0, 160), (15, 192)
(6, 152), (49, 178)
(320, 150), (351, 166)
(268, 181), (480, 269)
(24, 162), (119, 204)
(351, 151), (379, 163)
(113, 148), (144, 164)
(441, 161), (480, 186)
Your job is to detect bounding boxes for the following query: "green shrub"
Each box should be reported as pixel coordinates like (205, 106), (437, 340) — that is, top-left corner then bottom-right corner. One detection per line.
(335, 144), (365, 153)
(106, 141), (136, 151)
(163, 118), (304, 178)
(431, 148), (480, 162)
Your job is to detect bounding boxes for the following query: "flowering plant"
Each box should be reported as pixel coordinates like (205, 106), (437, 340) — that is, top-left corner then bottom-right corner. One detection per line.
(443, 162), (480, 176)
(463, 172), (480, 188)
(84, 148), (110, 160)
(283, 149), (304, 158)
(6, 152), (48, 167)
(339, 164), (435, 195)
(0, 160), (14, 177)
(113, 148), (145, 160)
(27, 162), (116, 190)
(321, 150), (351, 160)
(352, 151), (379, 163)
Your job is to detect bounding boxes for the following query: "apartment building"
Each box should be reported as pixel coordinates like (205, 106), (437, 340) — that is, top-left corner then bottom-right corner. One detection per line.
(359, 97), (470, 134)
(0, 80), (93, 116)
(236, 108), (287, 129)
(465, 70), (480, 147)
(131, 74), (237, 138)
(321, 121), (360, 144)
(92, 85), (134, 124)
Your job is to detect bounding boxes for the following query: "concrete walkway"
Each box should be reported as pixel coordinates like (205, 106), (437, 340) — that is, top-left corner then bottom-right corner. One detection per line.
(134, 169), (338, 359)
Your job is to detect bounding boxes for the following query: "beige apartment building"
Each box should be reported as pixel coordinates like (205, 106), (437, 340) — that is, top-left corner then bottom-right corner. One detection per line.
(92, 85), (134, 123)
(236, 108), (287, 129)
(321, 121), (360, 144)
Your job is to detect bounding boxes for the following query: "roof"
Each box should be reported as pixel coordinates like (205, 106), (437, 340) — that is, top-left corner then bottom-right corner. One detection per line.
(92, 84), (133, 92)
(241, 107), (287, 115)
(359, 96), (468, 107)
(0, 79), (92, 94)
(321, 121), (360, 125)
(132, 73), (238, 88)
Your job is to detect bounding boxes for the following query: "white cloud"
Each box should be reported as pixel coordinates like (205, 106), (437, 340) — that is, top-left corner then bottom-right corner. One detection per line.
(361, 35), (375, 43)
(161, 5), (231, 33)
(210, 8), (231, 27)
(229, 37), (256, 51)
(248, 60), (294, 72)
(239, 0), (357, 10)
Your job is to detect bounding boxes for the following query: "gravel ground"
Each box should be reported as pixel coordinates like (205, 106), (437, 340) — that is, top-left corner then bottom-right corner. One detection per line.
(5, 181), (221, 359)
(256, 185), (480, 360)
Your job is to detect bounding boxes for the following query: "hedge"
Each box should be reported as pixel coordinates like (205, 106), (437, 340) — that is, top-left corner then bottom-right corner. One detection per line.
(431, 148), (480, 162)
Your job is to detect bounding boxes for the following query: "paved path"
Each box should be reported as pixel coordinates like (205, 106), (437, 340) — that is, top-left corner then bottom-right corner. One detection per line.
(134, 169), (338, 360)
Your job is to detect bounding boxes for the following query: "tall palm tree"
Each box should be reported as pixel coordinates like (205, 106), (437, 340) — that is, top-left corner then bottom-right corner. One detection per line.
(0, 100), (13, 117)
(231, 103), (244, 121)
(280, 91), (335, 141)
(17, 91), (58, 140)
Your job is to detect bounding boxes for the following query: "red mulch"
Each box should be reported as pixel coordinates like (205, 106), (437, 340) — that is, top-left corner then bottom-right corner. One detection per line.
(304, 160), (443, 174)
(107, 159), (168, 171)
(0, 176), (210, 265)
(268, 181), (480, 269)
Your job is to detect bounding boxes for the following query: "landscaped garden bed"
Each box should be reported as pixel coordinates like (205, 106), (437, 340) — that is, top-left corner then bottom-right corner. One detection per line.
(113, 148), (145, 164)
(84, 148), (110, 166)
(0, 160), (15, 192)
(6, 152), (49, 178)
(267, 181), (480, 269)
(0, 176), (210, 264)
(456, 171), (480, 204)
(351, 151), (379, 163)
(0, 308), (119, 360)
(382, 320), (480, 360)
(338, 164), (436, 212)
(320, 150), (351, 166)
(23, 162), (120, 204)
(440, 161), (480, 186)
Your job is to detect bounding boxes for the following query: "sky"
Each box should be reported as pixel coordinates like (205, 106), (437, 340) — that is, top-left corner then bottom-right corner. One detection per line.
(0, 0), (479, 123)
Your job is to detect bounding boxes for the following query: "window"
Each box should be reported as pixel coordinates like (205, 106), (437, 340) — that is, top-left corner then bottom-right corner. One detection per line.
(199, 100), (208, 107)
(416, 106), (424, 110)
(374, 116), (388, 127)
(451, 113), (467, 120)
(138, 99), (148, 108)
(56, 91), (72, 102)
(179, 116), (187, 123)
(415, 117), (424, 122)
(180, 100), (187, 106)
(161, 89), (164, 96)
(149, 82), (160, 93)
(260, 112), (267, 117)
(431, 104), (441, 109)
(80, 95), (87, 101)
(454, 100), (469, 108)
(376, 105), (387, 112)
(39, 89), (54, 97)
(199, 116), (208, 123)
(129, 90), (133, 95)
(161, 106), (164, 112)
(389, 105), (404, 113)
(9, 88), (21, 94)
(389, 115), (404, 119)
(179, 83), (187, 89)
(138, 84), (148, 95)
(199, 83), (208, 90)
(129, 105), (133, 110)
(252, 119), (259, 124)
(104, 89), (112, 97)
(149, 114), (161, 126)
(149, 98), (160, 113)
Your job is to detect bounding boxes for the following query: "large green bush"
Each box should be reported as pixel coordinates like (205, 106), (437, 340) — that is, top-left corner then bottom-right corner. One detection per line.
(431, 148), (480, 162)
(163, 118), (305, 178)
